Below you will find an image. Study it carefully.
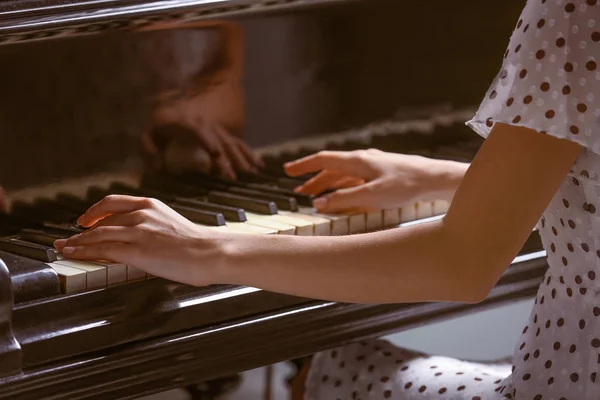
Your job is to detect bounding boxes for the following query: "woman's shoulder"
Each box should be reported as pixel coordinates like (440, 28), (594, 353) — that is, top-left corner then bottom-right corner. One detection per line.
(468, 0), (600, 154)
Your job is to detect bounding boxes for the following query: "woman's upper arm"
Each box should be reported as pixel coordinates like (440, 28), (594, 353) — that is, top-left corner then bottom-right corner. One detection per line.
(444, 123), (580, 292)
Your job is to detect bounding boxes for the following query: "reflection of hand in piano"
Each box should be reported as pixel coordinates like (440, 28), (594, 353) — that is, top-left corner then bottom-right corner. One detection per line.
(142, 96), (263, 180)
(139, 20), (263, 180)
(285, 149), (469, 213)
(53, 195), (220, 286)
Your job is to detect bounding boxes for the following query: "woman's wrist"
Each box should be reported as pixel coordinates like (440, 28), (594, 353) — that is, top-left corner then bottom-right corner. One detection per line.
(423, 159), (469, 202)
(202, 231), (261, 286)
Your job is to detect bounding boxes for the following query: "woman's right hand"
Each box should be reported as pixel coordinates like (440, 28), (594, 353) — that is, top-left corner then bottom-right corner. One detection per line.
(284, 149), (468, 213)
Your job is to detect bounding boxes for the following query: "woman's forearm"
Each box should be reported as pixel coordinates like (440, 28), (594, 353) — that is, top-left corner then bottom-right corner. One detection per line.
(213, 218), (487, 304)
(425, 159), (469, 202)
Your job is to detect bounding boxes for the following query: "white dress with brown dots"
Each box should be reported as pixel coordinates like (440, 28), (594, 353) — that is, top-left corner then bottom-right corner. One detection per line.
(304, 1), (600, 399)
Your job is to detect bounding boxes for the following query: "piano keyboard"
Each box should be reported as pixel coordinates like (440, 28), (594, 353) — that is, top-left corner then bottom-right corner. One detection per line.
(0, 115), (480, 297)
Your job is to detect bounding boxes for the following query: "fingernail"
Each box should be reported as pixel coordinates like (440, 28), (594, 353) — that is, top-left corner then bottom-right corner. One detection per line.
(313, 197), (327, 209)
(77, 215), (85, 225)
(294, 185), (304, 193)
(62, 246), (75, 255)
(54, 239), (67, 248)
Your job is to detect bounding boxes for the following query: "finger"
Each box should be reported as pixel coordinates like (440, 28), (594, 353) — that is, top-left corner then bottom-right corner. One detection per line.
(312, 183), (379, 213)
(188, 120), (223, 157)
(78, 195), (155, 227)
(60, 242), (134, 264)
(86, 210), (149, 231)
(294, 170), (346, 195)
(55, 226), (137, 250)
(330, 177), (365, 189)
(213, 153), (236, 180)
(296, 173), (364, 195)
(284, 151), (372, 178)
(221, 133), (255, 173)
(233, 136), (265, 168)
(202, 123), (236, 180)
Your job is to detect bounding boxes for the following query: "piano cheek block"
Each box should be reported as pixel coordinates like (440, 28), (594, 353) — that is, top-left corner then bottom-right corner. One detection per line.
(0, 258), (22, 378)
(0, 251), (61, 303)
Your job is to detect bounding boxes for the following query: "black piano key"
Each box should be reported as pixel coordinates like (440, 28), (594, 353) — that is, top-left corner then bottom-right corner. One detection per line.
(171, 199), (246, 222)
(244, 183), (313, 207)
(227, 187), (298, 211)
(170, 205), (226, 226)
(41, 222), (84, 235)
(18, 228), (70, 247)
(110, 182), (247, 223)
(182, 173), (314, 207)
(272, 177), (306, 191)
(207, 191), (278, 215)
(0, 251), (61, 303)
(0, 238), (57, 263)
(142, 175), (278, 215)
(186, 173), (307, 208)
(176, 172), (297, 211)
(88, 185), (226, 226)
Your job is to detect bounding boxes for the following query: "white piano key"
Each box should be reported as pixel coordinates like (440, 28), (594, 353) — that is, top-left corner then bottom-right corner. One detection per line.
(399, 203), (418, 223)
(127, 266), (147, 281)
(47, 263), (87, 293)
(366, 211), (383, 231)
(90, 261), (127, 285)
(279, 211), (331, 235)
(223, 222), (278, 235)
(54, 259), (106, 290)
(349, 214), (366, 234)
(416, 201), (434, 219)
(250, 213), (313, 236)
(433, 200), (450, 216)
(298, 207), (349, 235)
(382, 209), (401, 227)
(243, 213), (297, 235)
(202, 222), (277, 235)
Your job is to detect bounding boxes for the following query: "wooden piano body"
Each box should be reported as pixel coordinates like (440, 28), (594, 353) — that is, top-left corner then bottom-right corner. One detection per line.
(0, 1), (546, 399)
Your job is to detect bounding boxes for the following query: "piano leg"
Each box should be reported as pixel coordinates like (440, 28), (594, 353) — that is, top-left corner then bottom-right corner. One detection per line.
(183, 374), (242, 400)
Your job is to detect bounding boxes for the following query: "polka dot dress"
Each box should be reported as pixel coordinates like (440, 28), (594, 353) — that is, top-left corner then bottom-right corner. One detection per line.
(304, 1), (600, 399)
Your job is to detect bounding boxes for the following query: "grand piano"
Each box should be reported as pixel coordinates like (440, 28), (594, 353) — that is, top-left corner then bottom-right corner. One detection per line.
(0, 0), (545, 399)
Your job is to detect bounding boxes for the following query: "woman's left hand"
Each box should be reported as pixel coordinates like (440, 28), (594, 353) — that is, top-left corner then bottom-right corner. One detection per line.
(53, 195), (227, 286)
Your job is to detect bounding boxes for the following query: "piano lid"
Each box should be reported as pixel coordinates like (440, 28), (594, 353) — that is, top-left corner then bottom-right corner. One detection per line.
(0, 0), (355, 44)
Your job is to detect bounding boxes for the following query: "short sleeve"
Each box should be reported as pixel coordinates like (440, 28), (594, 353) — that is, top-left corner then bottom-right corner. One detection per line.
(467, 0), (600, 154)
